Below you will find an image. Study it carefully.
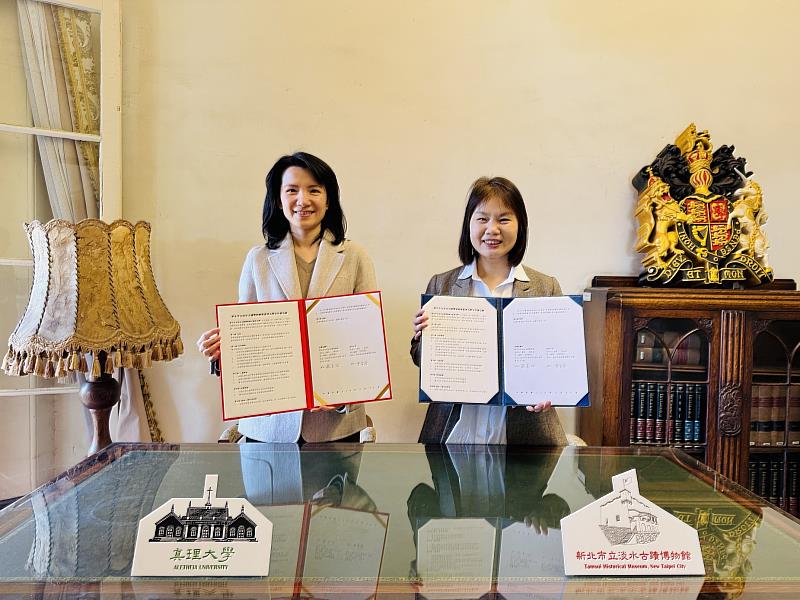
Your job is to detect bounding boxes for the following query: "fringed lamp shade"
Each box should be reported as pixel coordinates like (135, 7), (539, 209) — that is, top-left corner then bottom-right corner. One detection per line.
(3, 219), (183, 379)
(3, 220), (182, 453)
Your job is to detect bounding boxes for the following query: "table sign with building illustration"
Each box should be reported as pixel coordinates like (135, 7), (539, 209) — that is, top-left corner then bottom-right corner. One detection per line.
(131, 475), (273, 576)
(561, 469), (705, 576)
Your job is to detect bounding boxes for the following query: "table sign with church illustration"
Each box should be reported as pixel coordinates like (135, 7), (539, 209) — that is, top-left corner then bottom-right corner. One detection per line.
(560, 469), (705, 576)
(131, 475), (273, 576)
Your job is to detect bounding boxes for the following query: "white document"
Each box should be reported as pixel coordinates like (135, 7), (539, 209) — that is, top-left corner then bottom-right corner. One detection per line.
(302, 506), (389, 600)
(416, 518), (496, 600)
(496, 521), (564, 586)
(502, 296), (589, 406)
(306, 293), (391, 407)
(420, 296), (499, 404)
(255, 504), (307, 579)
(218, 292), (391, 419)
(217, 301), (306, 419)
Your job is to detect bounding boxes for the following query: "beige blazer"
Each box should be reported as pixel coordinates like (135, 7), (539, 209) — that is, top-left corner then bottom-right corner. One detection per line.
(237, 232), (376, 443)
(412, 264), (568, 446)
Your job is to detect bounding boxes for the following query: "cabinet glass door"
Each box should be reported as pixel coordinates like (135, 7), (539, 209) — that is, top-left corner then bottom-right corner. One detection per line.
(630, 318), (709, 454)
(749, 321), (800, 515)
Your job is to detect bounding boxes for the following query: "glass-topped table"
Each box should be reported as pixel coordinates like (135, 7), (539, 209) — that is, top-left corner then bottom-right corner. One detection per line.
(1, 443), (799, 599)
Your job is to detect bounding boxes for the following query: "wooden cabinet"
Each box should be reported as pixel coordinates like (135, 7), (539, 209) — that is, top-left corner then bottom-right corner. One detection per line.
(579, 276), (800, 510)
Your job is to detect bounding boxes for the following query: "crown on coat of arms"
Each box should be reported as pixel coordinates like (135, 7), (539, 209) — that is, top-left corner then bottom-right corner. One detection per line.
(632, 124), (773, 286)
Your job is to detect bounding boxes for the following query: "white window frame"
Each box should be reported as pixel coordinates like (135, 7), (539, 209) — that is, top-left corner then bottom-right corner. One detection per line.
(0, 0), (121, 219)
(0, 0), (121, 491)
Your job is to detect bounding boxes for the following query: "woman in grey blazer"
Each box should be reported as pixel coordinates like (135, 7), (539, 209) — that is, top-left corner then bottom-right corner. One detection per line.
(198, 152), (376, 443)
(411, 176), (567, 446)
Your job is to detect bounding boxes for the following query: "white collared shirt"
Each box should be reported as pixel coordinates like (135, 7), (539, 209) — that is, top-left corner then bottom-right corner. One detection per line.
(445, 260), (530, 444)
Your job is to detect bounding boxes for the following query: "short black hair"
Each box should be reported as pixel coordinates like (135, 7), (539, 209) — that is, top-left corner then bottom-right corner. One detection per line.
(457, 176), (529, 266)
(262, 152), (347, 249)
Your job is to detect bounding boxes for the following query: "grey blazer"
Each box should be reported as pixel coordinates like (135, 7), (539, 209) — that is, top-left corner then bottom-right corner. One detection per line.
(236, 232), (375, 443)
(411, 264), (568, 446)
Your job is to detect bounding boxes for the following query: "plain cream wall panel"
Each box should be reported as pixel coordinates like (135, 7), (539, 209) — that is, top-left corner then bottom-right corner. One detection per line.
(120, 0), (800, 443)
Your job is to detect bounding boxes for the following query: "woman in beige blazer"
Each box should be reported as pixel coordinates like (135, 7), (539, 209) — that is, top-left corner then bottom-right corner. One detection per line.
(198, 152), (376, 443)
(411, 176), (567, 446)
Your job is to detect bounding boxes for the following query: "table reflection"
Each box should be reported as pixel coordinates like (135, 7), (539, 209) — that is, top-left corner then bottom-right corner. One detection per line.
(0, 443), (797, 600)
(241, 443), (387, 600)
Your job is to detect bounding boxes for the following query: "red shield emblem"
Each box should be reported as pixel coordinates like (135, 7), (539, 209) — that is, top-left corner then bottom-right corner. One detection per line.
(683, 198), (730, 251)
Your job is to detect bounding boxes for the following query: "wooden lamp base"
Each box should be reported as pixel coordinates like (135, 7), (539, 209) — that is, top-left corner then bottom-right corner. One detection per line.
(79, 370), (121, 455)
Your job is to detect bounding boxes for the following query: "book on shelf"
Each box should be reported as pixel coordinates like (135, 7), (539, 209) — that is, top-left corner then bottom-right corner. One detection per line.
(769, 459), (781, 506)
(749, 385), (799, 447)
(789, 460), (799, 516)
(748, 455), (798, 514)
(684, 384), (696, 443)
(631, 381), (705, 446)
(634, 347), (702, 366)
(750, 385), (759, 446)
(636, 330), (702, 350)
(789, 386), (800, 446)
(773, 387), (786, 446)
(757, 459), (769, 499)
(655, 383), (667, 443)
(757, 385), (773, 446)
(635, 330), (704, 366)
(636, 330), (658, 347)
(667, 383), (676, 443)
(635, 382), (647, 443)
(645, 382), (657, 443)
(673, 383), (686, 443)
(630, 383), (638, 443)
(693, 385), (705, 443)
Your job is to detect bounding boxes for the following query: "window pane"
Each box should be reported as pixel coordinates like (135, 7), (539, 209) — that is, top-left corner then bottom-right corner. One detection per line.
(754, 331), (790, 384)
(0, 131), (53, 259)
(0, 0), (100, 135)
(0, 128), (100, 230)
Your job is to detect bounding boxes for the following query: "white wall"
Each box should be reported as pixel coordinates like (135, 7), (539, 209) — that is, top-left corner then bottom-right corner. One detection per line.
(120, 0), (800, 443)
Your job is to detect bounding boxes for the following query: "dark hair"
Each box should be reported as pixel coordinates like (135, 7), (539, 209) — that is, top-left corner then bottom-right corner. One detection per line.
(262, 152), (346, 249)
(457, 176), (529, 266)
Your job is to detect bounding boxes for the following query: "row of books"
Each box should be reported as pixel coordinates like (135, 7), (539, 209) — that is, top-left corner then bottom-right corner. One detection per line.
(750, 385), (800, 447)
(747, 456), (799, 516)
(630, 382), (705, 445)
(637, 330), (703, 350)
(634, 330), (705, 366)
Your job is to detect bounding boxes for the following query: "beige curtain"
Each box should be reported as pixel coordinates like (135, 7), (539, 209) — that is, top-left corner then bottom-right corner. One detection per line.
(16, 0), (98, 221)
(16, 0), (161, 445)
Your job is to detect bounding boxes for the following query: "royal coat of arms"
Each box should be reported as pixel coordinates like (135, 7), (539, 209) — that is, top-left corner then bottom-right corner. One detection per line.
(633, 124), (773, 285)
